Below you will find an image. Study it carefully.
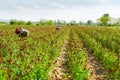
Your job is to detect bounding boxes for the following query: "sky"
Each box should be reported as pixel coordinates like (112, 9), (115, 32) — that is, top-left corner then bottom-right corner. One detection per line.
(0, 0), (120, 22)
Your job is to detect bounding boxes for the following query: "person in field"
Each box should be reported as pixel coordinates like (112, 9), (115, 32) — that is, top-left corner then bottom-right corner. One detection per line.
(56, 25), (61, 30)
(56, 20), (61, 30)
(15, 27), (29, 37)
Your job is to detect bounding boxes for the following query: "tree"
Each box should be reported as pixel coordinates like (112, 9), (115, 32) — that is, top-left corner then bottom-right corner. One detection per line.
(69, 20), (78, 26)
(17, 20), (25, 25)
(86, 20), (93, 26)
(96, 18), (101, 26)
(56, 20), (66, 26)
(46, 20), (54, 26)
(61, 20), (67, 26)
(38, 19), (46, 26)
(100, 13), (111, 26)
(26, 21), (32, 25)
(78, 21), (85, 26)
(10, 19), (17, 25)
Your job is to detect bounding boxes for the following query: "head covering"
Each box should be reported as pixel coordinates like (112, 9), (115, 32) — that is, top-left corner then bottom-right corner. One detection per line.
(15, 27), (22, 34)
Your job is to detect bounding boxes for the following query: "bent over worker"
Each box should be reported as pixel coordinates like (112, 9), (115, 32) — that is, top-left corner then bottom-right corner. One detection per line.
(15, 27), (29, 37)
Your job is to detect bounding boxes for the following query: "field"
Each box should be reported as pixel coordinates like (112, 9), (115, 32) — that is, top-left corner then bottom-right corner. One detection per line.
(0, 25), (120, 80)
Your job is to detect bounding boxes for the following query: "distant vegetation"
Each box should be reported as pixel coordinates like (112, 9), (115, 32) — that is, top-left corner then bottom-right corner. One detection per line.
(0, 13), (120, 27)
(0, 22), (8, 25)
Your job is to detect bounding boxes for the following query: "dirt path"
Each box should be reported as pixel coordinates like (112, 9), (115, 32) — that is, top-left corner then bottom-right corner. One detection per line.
(48, 40), (109, 80)
(86, 53), (108, 80)
(48, 41), (72, 80)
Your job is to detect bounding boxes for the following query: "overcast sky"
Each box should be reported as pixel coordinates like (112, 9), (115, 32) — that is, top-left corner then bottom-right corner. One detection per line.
(0, 0), (120, 22)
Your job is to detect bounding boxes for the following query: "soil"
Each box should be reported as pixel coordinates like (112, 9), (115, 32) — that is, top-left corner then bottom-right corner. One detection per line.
(48, 41), (109, 80)
(48, 41), (72, 80)
(86, 53), (109, 80)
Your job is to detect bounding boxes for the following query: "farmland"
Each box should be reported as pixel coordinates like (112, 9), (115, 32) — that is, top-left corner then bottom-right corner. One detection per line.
(0, 25), (120, 80)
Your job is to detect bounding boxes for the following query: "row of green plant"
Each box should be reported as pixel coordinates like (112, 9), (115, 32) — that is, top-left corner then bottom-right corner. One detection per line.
(96, 27), (120, 43)
(0, 26), (55, 79)
(67, 28), (90, 80)
(81, 27), (120, 53)
(0, 25), (69, 80)
(75, 27), (120, 80)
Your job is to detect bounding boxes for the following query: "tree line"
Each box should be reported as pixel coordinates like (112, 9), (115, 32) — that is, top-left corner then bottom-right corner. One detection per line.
(0, 13), (120, 27)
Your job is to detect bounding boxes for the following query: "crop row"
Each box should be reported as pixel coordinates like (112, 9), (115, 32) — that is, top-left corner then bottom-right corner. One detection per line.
(80, 27), (120, 54)
(0, 26), (69, 79)
(67, 28), (90, 80)
(75, 27), (120, 79)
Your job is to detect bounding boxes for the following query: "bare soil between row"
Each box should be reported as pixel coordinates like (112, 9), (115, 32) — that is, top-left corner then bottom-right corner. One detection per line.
(48, 41), (108, 80)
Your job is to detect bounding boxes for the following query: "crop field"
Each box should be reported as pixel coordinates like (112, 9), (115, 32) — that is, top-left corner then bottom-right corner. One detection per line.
(0, 25), (120, 80)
